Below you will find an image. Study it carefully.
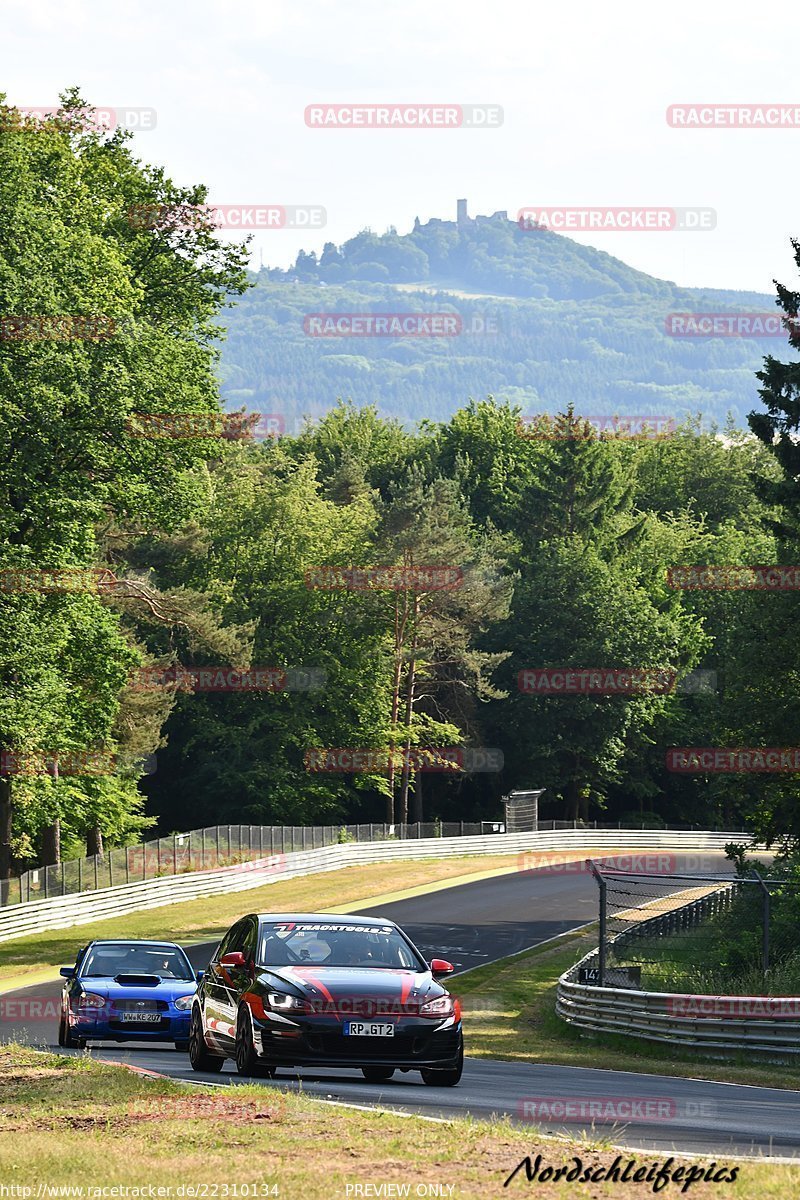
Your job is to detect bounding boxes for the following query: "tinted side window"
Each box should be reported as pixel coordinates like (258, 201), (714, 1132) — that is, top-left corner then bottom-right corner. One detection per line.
(239, 918), (257, 964)
(215, 921), (243, 962)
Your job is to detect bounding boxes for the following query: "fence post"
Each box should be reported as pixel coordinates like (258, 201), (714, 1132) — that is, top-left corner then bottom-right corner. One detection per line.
(587, 860), (606, 987)
(61, 860), (66, 897)
(94, 855), (98, 891)
(201, 828), (206, 869)
(750, 867), (770, 976)
(78, 857), (83, 892)
(173, 836), (178, 875)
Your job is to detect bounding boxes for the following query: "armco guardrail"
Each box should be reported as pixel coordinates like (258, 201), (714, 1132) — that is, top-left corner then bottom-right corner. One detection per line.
(0, 828), (746, 946)
(556, 879), (800, 1059)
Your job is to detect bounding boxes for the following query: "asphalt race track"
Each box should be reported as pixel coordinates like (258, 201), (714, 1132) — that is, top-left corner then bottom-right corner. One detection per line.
(4, 852), (800, 1158)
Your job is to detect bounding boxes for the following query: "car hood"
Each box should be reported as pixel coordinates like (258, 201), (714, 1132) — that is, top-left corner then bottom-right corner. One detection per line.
(259, 965), (446, 1011)
(75, 977), (197, 1001)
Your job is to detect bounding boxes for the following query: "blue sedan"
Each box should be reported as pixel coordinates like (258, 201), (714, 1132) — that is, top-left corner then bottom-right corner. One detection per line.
(58, 939), (200, 1051)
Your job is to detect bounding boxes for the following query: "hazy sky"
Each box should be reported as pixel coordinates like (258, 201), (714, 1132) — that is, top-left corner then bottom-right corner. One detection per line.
(4, 0), (798, 293)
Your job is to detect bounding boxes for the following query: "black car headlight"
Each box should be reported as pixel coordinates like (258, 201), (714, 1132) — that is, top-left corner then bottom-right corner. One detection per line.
(266, 991), (309, 1013)
(419, 995), (458, 1018)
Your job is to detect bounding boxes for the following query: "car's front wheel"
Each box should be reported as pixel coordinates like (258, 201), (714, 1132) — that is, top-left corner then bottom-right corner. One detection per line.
(420, 1046), (463, 1087)
(361, 1067), (395, 1082)
(58, 1010), (85, 1050)
(189, 1008), (225, 1073)
(235, 1004), (276, 1078)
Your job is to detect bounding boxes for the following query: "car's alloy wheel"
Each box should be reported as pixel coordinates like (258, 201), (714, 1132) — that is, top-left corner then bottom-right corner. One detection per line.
(235, 1004), (276, 1078)
(420, 1045), (463, 1087)
(189, 1008), (225, 1073)
(361, 1067), (395, 1082)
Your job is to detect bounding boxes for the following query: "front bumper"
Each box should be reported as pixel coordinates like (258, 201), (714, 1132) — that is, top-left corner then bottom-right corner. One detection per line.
(71, 1010), (191, 1041)
(254, 1015), (463, 1069)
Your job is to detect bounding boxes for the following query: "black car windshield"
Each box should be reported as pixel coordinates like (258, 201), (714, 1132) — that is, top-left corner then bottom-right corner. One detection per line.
(258, 921), (425, 969)
(81, 944), (195, 980)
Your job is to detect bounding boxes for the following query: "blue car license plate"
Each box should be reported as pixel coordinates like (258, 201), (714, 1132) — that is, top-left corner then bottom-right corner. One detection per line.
(343, 1022), (394, 1037)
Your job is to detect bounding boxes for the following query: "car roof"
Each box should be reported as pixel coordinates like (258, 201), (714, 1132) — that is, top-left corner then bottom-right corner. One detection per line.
(85, 939), (183, 949)
(253, 913), (399, 927)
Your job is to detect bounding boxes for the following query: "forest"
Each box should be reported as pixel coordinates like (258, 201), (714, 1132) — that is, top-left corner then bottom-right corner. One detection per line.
(2, 95), (800, 878)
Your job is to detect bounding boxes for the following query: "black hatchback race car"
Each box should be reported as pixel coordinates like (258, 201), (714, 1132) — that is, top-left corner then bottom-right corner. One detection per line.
(189, 912), (463, 1085)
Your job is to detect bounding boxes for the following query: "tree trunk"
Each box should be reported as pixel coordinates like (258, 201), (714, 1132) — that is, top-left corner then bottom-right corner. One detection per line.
(398, 598), (420, 826)
(578, 788), (590, 823)
(411, 767), (423, 824)
(388, 590), (408, 824)
(86, 825), (104, 858)
(564, 779), (579, 822)
(0, 776), (12, 880)
(41, 819), (61, 867)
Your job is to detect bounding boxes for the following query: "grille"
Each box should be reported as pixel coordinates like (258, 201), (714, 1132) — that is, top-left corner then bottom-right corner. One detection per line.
(111, 999), (168, 1012)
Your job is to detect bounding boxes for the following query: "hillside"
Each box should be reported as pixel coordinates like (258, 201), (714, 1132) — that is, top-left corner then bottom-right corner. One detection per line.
(217, 208), (790, 431)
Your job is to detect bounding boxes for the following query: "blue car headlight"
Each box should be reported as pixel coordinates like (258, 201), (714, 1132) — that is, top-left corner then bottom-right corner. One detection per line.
(173, 995), (195, 1011)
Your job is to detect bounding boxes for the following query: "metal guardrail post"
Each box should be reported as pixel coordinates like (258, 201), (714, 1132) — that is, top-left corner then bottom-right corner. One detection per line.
(587, 860), (606, 986)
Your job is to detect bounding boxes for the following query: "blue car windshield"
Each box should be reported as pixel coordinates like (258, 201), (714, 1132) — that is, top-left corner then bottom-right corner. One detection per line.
(81, 944), (194, 980)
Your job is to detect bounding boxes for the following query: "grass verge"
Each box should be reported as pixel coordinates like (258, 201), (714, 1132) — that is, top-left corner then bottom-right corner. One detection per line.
(0, 854), (528, 986)
(457, 929), (800, 1091)
(0, 1043), (795, 1198)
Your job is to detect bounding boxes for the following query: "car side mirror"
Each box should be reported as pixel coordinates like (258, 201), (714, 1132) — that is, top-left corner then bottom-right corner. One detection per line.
(220, 951), (246, 969)
(196, 970), (204, 982)
(430, 958), (455, 977)
(59, 967), (74, 979)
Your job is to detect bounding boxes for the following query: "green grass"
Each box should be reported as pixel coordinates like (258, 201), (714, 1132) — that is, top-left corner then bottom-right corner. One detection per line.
(457, 929), (800, 1091)
(0, 1043), (796, 1198)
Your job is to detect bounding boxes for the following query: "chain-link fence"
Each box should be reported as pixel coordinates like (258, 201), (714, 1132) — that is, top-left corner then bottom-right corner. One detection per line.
(0, 816), (752, 909)
(589, 862), (800, 996)
(0, 819), (511, 907)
